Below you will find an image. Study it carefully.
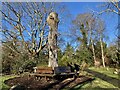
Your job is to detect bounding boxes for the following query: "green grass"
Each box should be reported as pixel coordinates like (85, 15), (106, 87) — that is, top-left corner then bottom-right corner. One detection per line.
(89, 67), (119, 80)
(72, 77), (119, 90)
(71, 67), (120, 90)
(80, 78), (118, 88)
(36, 63), (48, 67)
(63, 77), (119, 90)
(0, 75), (19, 90)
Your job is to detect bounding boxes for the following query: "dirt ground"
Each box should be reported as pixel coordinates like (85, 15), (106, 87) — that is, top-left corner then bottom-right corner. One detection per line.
(5, 75), (92, 90)
(5, 75), (58, 90)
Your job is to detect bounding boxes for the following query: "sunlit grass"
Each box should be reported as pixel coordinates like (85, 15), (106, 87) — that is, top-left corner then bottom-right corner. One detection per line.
(72, 76), (119, 90)
(36, 63), (48, 67)
(89, 67), (119, 80)
(0, 75), (19, 90)
(80, 78), (118, 88)
(71, 67), (120, 90)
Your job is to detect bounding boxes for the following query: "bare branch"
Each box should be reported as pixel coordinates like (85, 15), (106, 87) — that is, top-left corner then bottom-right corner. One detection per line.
(0, 10), (18, 23)
(99, 8), (119, 15)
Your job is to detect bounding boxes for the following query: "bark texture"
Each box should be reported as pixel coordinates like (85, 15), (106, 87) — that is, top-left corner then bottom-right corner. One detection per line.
(100, 36), (105, 67)
(47, 12), (59, 69)
(91, 39), (97, 66)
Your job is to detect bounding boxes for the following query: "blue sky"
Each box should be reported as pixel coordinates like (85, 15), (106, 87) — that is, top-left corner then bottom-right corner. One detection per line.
(1, 2), (118, 49)
(61, 2), (118, 46)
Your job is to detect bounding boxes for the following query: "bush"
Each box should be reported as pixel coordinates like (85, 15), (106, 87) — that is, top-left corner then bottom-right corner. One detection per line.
(22, 60), (36, 72)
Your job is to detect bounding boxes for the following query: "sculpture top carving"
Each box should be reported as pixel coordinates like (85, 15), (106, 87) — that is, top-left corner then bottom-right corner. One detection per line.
(47, 12), (59, 28)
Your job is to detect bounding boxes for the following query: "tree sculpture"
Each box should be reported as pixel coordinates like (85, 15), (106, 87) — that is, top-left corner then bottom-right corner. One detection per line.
(47, 12), (59, 69)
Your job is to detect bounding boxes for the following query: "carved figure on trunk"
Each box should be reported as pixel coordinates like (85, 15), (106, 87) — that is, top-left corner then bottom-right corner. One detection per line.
(47, 12), (59, 69)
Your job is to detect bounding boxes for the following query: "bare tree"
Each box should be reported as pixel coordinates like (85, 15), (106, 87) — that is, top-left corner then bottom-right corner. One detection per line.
(1, 2), (49, 57)
(86, 14), (97, 66)
(70, 13), (107, 67)
(96, 18), (106, 67)
(96, 0), (120, 67)
(71, 13), (97, 65)
(99, 0), (120, 65)
(99, 0), (120, 15)
(1, 2), (64, 59)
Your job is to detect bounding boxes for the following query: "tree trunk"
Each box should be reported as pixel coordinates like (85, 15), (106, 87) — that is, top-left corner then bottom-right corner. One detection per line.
(47, 12), (59, 69)
(100, 36), (105, 67)
(48, 27), (58, 69)
(89, 30), (96, 66)
(91, 38), (96, 66)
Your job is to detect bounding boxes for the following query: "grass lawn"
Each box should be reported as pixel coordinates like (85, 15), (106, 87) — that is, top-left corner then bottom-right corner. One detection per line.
(0, 75), (19, 90)
(79, 78), (118, 89)
(63, 77), (118, 90)
(89, 67), (120, 80)
(70, 67), (120, 90)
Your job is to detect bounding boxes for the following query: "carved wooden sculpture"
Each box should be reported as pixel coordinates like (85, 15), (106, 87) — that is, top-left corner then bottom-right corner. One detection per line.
(47, 12), (59, 69)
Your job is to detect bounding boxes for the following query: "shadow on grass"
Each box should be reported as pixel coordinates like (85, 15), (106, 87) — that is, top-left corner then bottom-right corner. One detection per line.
(70, 81), (119, 90)
(68, 78), (94, 90)
(85, 69), (120, 88)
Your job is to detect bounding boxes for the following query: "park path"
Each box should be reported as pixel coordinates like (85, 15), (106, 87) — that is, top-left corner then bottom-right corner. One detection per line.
(85, 69), (120, 88)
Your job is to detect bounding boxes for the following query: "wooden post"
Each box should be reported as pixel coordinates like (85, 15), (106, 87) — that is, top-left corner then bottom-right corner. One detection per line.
(47, 12), (59, 69)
